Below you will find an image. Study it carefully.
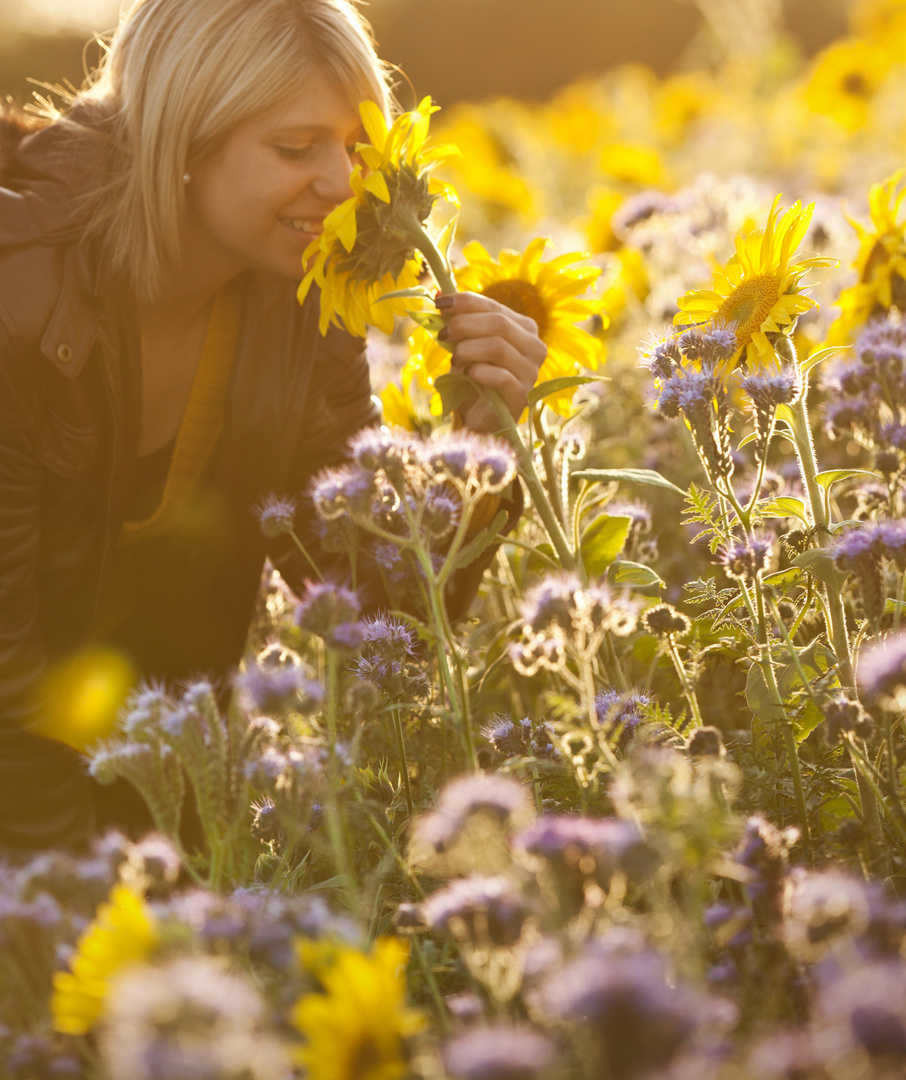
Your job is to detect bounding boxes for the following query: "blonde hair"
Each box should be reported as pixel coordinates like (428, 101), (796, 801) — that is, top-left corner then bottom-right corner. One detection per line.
(67, 0), (393, 303)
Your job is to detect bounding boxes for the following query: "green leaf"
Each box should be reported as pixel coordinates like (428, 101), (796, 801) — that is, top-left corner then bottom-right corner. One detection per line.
(527, 375), (597, 408)
(610, 560), (665, 590)
(762, 496), (810, 525)
(581, 514), (632, 576)
(801, 344), (846, 377)
(774, 403), (797, 429)
(409, 310), (447, 334)
(434, 371), (479, 415)
(573, 468), (686, 496)
(814, 468), (882, 491)
(745, 638), (839, 741)
(762, 566), (805, 589)
(376, 286), (433, 302)
(791, 547), (850, 591)
(448, 509), (508, 573)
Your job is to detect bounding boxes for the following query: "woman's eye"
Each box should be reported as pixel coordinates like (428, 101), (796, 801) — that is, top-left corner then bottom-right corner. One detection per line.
(275, 145), (314, 161)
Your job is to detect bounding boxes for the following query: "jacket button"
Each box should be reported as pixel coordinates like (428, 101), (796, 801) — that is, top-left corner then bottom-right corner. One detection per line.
(56, 344), (73, 364)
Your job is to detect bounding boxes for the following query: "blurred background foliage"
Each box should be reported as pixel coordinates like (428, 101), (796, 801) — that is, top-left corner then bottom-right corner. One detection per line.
(1, 0), (850, 108)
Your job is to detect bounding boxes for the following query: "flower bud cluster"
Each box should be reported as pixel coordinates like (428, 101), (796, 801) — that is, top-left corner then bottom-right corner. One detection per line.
(645, 329), (735, 485)
(508, 573), (639, 676)
(350, 613), (429, 703)
(822, 313), (906, 468)
(832, 519), (906, 625)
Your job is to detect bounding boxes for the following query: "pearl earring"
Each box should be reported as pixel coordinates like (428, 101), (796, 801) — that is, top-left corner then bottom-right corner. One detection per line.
(182, 172), (191, 184)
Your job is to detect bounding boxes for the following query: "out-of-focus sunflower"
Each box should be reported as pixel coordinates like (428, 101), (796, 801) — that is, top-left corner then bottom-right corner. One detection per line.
(379, 355), (434, 433)
(291, 938), (425, 1080)
(298, 97), (458, 338)
(52, 886), (158, 1035)
(433, 105), (540, 224)
(674, 197), (834, 376)
(829, 171), (906, 344)
(803, 37), (892, 132)
(409, 238), (607, 416)
(851, 0), (906, 65)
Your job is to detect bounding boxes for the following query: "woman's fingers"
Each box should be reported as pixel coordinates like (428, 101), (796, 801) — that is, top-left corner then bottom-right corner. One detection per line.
(436, 291), (547, 426)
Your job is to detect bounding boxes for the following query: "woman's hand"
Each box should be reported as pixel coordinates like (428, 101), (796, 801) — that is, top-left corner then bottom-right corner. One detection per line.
(435, 291), (547, 433)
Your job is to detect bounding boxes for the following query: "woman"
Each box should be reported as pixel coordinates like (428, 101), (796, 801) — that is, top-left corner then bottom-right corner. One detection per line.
(0, 0), (545, 851)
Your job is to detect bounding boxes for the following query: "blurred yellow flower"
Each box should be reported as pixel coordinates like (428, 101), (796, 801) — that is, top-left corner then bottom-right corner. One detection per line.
(410, 238), (608, 416)
(379, 356), (434, 432)
(675, 197), (834, 375)
(291, 938), (425, 1080)
(598, 246), (649, 328)
(829, 171), (906, 344)
(851, 0), (906, 63)
(583, 187), (626, 254)
(298, 97), (458, 338)
(656, 72), (719, 143)
(434, 106), (539, 223)
(51, 886), (157, 1035)
(804, 37), (892, 132)
(598, 142), (666, 186)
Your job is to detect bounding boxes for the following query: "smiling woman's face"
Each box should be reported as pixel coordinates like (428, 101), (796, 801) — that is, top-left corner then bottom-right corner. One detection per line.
(184, 69), (366, 282)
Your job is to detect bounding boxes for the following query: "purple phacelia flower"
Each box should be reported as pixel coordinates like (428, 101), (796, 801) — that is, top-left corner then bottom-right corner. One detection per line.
(442, 1024), (558, 1080)
(252, 493), (298, 539)
(422, 875), (532, 946)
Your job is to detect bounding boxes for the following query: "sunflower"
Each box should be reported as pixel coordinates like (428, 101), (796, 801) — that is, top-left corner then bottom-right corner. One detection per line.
(406, 238), (607, 417)
(298, 97), (458, 338)
(828, 172), (906, 345)
(674, 197), (834, 376)
(291, 938), (425, 1080)
(803, 37), (892, 132)
(52, 885), (158, 1035)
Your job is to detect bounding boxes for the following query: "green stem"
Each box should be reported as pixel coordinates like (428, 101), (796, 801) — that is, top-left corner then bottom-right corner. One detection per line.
(749, 576), (812, 855)
(391, 706), (414, 818)
(484, 387), (579, 574)
(532, 405), (566, 526)
(666, 635), (705, 729)
(288, 528), (325, 582)
(407, 216), (458, 296)
(325, 650), (356, 897)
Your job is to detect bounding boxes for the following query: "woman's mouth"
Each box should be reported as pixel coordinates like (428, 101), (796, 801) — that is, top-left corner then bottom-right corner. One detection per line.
(281, 218), (323, 238)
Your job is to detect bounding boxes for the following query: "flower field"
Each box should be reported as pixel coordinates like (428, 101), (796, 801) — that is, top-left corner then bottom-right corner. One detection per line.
(3, 1), (906, 1077)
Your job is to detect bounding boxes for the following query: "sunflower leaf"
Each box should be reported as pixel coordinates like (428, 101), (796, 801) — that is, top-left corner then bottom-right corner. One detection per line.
(573, 468), (686, 496)
(814, 469), (882, 491)
(434, 371), (479, 415)
(376, 287), (434, 302)
(527, 376), (598, 408)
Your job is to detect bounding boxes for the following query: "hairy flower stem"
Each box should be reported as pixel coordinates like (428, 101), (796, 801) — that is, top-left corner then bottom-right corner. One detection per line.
(404, 214), (458, 297)
(789, 387), (883, 844)
(484, 387), (580, 574)
(665, 636), (705, 728)
(532, 405), (566, 526)
(742, 576), (812, 855)
(391, 706), (414, 818)
(325, 649), (356, 901)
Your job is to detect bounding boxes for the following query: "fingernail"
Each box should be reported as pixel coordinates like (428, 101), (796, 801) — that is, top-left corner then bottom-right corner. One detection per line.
(435, 294), (455, 310)
(437, 325), (450, 341)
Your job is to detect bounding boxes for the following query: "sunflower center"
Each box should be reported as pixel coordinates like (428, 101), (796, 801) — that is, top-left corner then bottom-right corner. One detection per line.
(715, 275), (782, 349)
(481, 279), (550, 336)
(842, 71), (870, 97)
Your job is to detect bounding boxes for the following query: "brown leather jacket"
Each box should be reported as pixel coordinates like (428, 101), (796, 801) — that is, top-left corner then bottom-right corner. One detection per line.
(0, 110), (383, 848)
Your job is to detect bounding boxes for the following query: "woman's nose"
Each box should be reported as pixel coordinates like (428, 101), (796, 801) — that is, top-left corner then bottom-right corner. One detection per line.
(311, 142), (355, 204)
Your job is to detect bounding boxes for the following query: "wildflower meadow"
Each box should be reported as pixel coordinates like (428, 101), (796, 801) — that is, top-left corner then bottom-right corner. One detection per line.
(4, 1), (906, 1078)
